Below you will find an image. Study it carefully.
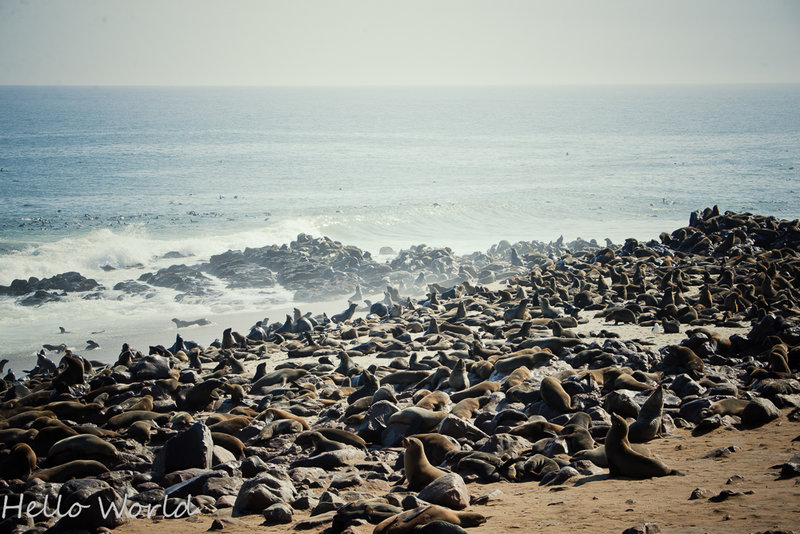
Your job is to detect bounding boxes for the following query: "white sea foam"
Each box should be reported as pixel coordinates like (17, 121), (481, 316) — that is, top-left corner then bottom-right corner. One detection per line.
(0, 217), (323, 285)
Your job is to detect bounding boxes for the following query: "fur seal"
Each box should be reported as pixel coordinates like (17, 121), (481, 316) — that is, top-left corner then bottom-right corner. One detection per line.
(0, 443), (36, 479)
(31, 459), (109, 482)
(415, 390), (450, 411)
(663, 345), (704, 377)
(260, 408), (310, 430)
(47, 434), (118, 466)
(390, 407), (448, 434)
(702, 397), (749, 418)
(540, 376), (573, 413)
(449, 381), (501, 403)
(508, 420), (563, 441)
(447, 359), (469, 391)
(628, 386), (664, 443)
(407, 433), (459, 467)
(606, 413), (680, 478)
(402, 437), (447, 491)
(450, 396), (489, 419)
(374, 505), (486, 534)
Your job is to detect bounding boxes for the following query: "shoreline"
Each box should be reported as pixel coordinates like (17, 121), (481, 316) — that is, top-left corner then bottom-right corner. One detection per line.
(0, 207), (798, 533)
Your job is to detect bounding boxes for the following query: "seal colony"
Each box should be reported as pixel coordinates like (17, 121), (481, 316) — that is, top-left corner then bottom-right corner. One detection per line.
(1, 207), (799, 533)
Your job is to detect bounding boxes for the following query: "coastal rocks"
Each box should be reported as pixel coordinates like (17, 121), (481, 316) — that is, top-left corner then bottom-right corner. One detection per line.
(153, 422), (214, 476)
(131, 354), (173, 380)
(0, 271), (101, 296)
(232, 470), (297, 515)
(202, 251), (276, 289)
(138, 264), (214, 298)
(51, 478), (128, 531)
(740, 398), (781, 426)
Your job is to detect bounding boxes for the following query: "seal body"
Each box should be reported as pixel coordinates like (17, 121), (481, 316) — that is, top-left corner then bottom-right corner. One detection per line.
(402, 437), (447, 491)
(605, 413), (677, 478)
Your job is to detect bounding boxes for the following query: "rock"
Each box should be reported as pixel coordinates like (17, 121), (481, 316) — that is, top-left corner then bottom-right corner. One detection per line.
(704, 445), (740, 459)
(139, 264), (214, 298)
(51, 479), (127, 531)
(471, 489), (503, 505)
(154, 422), (214, 476)
(18, 289), (63, 306)
(131, 354), (173, 380)
(692, 415), (722, 436)
(778, 462), (800, 479)
(438, 415), (489, 441)
(478, 433), (531, 457)
(708, 489), (744, 502)
(233, 470), (297, 516)
(689, 488), (711, 500)
(741, 398), (781, 426)
(670, 374), (705, 397)
(262, 502), (294, 524)
(212, 445), (237, 466)
(241, 456), (269, 478)
(417, 472), (469, 510)
(622, 523), (661, 534)
(203, 250), (276, 289)
(204, 476), (244, 499)
(311, 491), (346, 515)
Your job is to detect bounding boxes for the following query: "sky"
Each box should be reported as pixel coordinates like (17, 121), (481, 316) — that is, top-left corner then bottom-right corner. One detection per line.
(0, 0), (798, 86)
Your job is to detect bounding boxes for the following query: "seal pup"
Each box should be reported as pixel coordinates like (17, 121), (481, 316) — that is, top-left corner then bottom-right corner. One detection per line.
(606, 413), (680, 478)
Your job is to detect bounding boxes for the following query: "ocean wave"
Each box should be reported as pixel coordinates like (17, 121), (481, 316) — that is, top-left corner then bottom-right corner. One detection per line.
(0, 217), (324, 285)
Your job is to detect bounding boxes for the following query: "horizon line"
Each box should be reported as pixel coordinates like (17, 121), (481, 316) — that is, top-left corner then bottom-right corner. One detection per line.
(2, 81), (800, 89)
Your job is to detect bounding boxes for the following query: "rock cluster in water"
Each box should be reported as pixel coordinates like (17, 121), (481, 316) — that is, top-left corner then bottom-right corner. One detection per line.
(0, 207), (799, 533)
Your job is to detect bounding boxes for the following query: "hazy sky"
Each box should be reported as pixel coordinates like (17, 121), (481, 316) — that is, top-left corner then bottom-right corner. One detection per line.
(1, 0), (798, 86)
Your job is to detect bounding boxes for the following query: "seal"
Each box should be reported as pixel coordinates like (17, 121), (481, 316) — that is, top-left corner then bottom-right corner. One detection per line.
(663, 345), (704, 377)
(374, 505), (486, 534)
(628, 385), (664, 443)
(0, 443), (36, 479)
(31, 459), (110, 482)
(450, 396), (489, 419)
(447, 359), (469, 391)
(402, 437), (447, 491)
(407, 433), (459, 467)
(540, 376), (573, 413)
(47, 434), (118, 466)
(260, 407), (310, 430)
(606, 413), (680, 478)
(449, 381), (501, 403)
(390, 407), (448, 434)
(702, 397), (749, 418)
(415, 390), (450, 411)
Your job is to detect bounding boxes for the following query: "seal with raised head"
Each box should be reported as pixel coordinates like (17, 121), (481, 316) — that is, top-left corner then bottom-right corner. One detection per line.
(402, 436), (447, 491)
(628, 385), (664, 443)
(606, 413), (680, 478)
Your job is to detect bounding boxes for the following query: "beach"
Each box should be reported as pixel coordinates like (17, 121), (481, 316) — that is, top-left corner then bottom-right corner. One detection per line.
(0, 207), (798, 533)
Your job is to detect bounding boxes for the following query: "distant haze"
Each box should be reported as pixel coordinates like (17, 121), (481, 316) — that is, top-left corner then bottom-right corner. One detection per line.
(1, 0), (799, 86)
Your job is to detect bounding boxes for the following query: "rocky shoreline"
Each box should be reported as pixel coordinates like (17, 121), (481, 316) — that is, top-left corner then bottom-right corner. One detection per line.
(1, 207), (799, 534)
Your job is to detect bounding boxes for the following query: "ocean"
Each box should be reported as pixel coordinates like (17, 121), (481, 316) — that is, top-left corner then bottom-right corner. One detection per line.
(1, 85), (798, 372)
